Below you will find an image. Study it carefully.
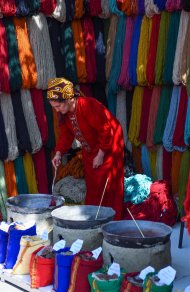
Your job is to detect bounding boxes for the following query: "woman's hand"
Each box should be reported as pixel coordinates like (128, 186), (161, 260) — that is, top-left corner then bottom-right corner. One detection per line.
(93, 149), (105, 168)
(52, 151), (62, 169)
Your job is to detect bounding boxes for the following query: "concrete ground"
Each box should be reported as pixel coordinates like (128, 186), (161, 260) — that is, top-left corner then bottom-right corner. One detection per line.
(0, 222), (189, 291)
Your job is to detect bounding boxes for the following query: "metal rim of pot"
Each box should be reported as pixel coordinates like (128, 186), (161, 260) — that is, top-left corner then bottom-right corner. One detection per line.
(101, 220), (173, 248)
(51, 205), (116, 229)
(6, 194), (65, 214)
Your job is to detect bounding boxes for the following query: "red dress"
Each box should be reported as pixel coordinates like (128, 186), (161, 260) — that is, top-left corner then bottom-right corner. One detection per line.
(55, 97), (124, 220)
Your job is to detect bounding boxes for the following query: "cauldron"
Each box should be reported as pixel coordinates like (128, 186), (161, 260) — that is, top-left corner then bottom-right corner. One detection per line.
(51, 205), (115, 230)
(102, 220), (172, 248)
(6, 194), (64, 214)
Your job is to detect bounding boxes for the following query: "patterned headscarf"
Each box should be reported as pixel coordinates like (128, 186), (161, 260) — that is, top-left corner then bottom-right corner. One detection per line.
(47, 77), (81, 101)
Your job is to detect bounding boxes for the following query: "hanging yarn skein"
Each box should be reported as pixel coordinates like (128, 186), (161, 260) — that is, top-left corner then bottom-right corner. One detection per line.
(13, 17), (37, 89)
(99, 0), (110, 18)
(116, 90), (127, 144)
(165, 0), (182, 12)
(105, 15), (118, 80)
(14, 156), (28, 194)
(0, 161), (7, 220)
(11, 91), (32, 154)
(60, 22), (78, 83)
(0, 93), (19, 161)
(20, 90), (42, 153)
(162, 86), (181, 152)
(184, 97), (190, 146)
(27, 13), (56, 89)
(4, 161), (18, 197)
(74, 0), (84, 19)
(0, 20), (10, 93)
(3, 17), (22, 92)
(178, 150), (190, 213)
(0, 105), (8, 160)
(173, 10), (190, 85)
(0, 0), (17, 16)
(128, 86), (144, 146)
(156, 145), (163, 180)
(40, 0), (57, 16)
(180, 14), (190, 86)
(52, 0), (66, 23)
(23, 153), (38, 194)
(144, 0), (159, 18)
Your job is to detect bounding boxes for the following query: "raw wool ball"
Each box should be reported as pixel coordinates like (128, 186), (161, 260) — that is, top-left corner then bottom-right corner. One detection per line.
(54, 176), (86, 203)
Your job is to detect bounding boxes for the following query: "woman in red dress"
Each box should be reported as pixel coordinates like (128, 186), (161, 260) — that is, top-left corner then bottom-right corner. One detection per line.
(47, 78), (124, 220)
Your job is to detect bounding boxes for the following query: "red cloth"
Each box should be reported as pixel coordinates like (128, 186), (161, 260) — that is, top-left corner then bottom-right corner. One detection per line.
(39, 0), (57, 15)
(55, 97), (125, 220)
(68, 252), (103, 292)
(0, 20), (10, 93)
(121, 272), (142, 292)
(30, 246), (55, 288)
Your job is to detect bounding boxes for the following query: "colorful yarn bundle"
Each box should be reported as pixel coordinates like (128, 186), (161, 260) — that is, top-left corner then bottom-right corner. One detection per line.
(100, 0), (110, 18)
(0, 0), (17, 16)
(0, 20), (10, 93)
(141, 144), (152, 178)
(30, 89), (48, 145)
(52, 0), (66, 23)
(27, 13), (56, 90)
(128, 86), (143, 146)
(13, 17), (37, 89)
(4, 161), (18, 197)
(0, 106), (8, 160)
(40, 0), (57, 16)
(178, 150), (190, 213)
(65, 0), (75, 21)
(0, 161), (7, 220)
(74, 0), (84, 18)
(156, 145), (163, 179)
(23, 153), (38, 194)
(11, 91), (32, 154)
(165, 0), (182, 12)
(72, 20), (87, 83)
(89, 0), (102, 16)
(118, 16), (135, 90)
(144, 0), (159, 18)
(0, 93), (18, 161)
(60, 22), (78, 83)
(173, 10), (189, 85)
(162, 86), (181, 152)
(14, 156), (28, 194)
(3, 17), (22, 92)
(136, 15), (152, 86)
(82, 17), (97, 83)
(184, 97), (190, 146)
(146, 14), (161, 86)
(171, 150), (182, 195)
(116, 90), (127, 144)
(146, 86), (161, 148)
(20, 90), (42, 153)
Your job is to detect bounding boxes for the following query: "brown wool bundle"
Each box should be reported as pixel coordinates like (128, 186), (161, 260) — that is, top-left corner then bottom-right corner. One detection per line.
(105, 15), (118, 80)
(173, 10), (190, 85)
(20, 90), (42, 153)
(116, 90), (127, 145)
(52, 0), (66, 23)
(13, 17), (37, 89)
(0, 93), (19, 161)
(3, 160), (18, 197)
(27, 13), (56, 90)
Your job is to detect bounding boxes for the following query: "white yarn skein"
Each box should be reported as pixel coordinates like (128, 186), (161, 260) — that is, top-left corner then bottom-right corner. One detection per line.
(20, 90), (42, 153)
(0, 93), (19, 161)
(173, 11), (190, 85)
(27, 13), (56, 89)
(145, 0), (159, 18)
(52, 0), (66, 23)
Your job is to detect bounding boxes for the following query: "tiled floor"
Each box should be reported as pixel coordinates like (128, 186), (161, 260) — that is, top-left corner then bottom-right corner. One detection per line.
(0, 223), (189, 291)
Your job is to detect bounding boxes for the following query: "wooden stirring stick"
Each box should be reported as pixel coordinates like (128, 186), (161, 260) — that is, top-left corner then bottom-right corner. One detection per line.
(95, 178), (109, 220)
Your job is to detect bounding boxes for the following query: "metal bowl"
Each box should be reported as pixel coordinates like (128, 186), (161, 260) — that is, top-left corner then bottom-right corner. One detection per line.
(51, 205), (116, 229)
(102, 220), (173, 248)
(6, 194), (65, 214)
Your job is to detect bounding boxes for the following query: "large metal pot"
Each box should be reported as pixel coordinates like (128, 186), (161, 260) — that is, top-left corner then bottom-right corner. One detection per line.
(6, 194), (64, 214)
(6, 194), (64, 242)
(51, 205), (115, 230)
(52, 205), (115, 250)
(102, 220), (172, 248)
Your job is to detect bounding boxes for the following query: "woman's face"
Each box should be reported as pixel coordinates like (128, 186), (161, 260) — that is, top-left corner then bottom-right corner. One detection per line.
(49, 99), (74, 114)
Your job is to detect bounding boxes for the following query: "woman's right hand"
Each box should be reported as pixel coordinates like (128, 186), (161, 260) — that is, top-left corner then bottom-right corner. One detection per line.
(52, 152), (62, 169)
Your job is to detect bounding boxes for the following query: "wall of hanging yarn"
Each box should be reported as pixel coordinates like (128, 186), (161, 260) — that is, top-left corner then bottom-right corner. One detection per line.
(0, 0), (190, 221)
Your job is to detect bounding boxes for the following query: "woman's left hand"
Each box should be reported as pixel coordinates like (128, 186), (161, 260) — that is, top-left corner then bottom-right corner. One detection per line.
(93, 149), (105, 168)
